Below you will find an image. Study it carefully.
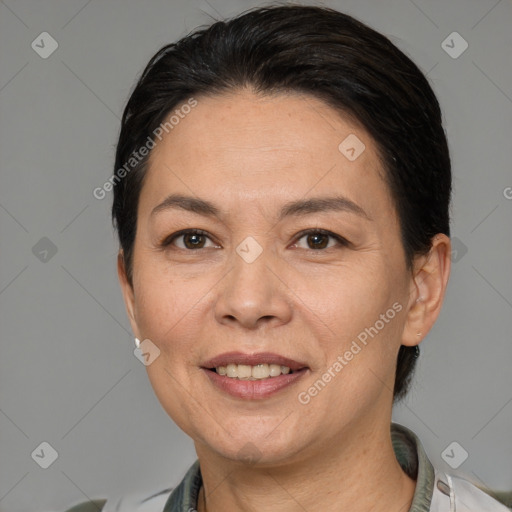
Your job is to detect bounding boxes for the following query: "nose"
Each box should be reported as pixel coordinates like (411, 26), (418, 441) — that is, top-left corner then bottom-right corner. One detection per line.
(213, 244), (293, 330)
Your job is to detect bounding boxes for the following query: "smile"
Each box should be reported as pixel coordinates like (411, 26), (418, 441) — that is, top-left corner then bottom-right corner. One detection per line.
(214, 363), (292, 379)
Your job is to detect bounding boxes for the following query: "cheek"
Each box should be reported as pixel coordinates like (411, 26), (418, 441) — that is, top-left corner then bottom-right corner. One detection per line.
(133, 271), (188, 349)
(296, 259), (393, 331)
(297, 262), (403, 389)
(132, 265), (221, 369)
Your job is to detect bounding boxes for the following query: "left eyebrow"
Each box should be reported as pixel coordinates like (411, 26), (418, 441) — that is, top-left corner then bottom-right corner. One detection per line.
(278, 196), (372, 222)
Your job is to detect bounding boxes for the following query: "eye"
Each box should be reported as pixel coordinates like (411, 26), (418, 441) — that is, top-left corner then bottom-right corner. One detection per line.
(159, 228), (348, 251)
(160, 229), (220, 250)
(292, 229), (348, 250)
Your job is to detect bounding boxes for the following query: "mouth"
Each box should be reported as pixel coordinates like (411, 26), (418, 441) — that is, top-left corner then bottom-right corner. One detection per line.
(200, 352), (309, 400)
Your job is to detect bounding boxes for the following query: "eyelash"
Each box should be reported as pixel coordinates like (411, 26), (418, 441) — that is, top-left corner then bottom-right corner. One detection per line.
(159, 228), (349, 251)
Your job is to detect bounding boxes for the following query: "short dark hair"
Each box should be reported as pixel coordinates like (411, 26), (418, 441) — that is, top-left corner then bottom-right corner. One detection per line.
(111, 5), (451, 402)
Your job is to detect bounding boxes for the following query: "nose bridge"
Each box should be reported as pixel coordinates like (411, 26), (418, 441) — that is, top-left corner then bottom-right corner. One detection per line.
(214, 235), (292, 328)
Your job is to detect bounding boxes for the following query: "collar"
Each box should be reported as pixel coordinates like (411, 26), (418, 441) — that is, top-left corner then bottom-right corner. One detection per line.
(163, 422), (435, 512)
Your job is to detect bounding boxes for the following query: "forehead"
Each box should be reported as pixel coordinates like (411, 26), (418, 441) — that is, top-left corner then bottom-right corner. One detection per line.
(149, 89), (372, 164)
(141, 89), (392, 220)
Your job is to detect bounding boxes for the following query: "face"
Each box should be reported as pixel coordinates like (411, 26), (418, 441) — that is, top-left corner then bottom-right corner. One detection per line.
(119, 90), (425, 465)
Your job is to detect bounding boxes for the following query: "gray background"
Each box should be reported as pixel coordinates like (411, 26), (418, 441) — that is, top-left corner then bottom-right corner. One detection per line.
(1, 0), (511, 510)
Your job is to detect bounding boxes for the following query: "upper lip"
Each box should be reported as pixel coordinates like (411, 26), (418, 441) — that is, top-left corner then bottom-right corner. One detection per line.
(201, 352), (308, 371)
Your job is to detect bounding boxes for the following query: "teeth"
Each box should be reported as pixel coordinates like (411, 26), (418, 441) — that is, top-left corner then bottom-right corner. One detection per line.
(215, 363), (292, 379)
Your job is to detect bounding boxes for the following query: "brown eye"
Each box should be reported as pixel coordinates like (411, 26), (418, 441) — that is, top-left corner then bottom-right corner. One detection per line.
(161, 229), (219, 250)
(293, 229), (347, 250)
(182, 232), (206, 249)
(306, 232), (329, 249)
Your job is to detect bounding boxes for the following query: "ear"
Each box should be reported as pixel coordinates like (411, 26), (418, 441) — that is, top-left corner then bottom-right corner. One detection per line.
(401, 234), (451, 347)
(117, 250), (141, 339)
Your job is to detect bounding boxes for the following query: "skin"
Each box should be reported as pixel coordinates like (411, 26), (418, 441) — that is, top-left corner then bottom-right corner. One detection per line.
(117, 89), (451, 512)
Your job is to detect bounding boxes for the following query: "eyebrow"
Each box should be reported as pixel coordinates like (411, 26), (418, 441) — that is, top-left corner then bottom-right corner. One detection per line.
(150, 193), (371, 221)
(278, 196), (371, 221)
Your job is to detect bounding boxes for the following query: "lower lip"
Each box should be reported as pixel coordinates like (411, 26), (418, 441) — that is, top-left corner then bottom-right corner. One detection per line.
(202, 368), (308, 400)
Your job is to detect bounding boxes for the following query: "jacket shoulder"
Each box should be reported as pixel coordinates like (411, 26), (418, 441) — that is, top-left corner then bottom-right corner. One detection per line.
(474, 487), (512, 510)
(64, 487), (174, 512)
(64, 499), (107, 512)
(451, 474), (512, 511)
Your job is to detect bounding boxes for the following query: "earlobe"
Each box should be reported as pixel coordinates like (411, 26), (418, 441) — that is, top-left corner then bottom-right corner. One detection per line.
(402, 234), (451, 347)
(117, 251), (140, 337)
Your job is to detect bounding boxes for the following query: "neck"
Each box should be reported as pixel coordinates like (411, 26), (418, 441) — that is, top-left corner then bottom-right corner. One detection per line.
(195, 421), (416, 512)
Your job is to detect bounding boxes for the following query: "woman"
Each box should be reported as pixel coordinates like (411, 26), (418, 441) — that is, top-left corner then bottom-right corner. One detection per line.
(66, 4), (510, 512)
